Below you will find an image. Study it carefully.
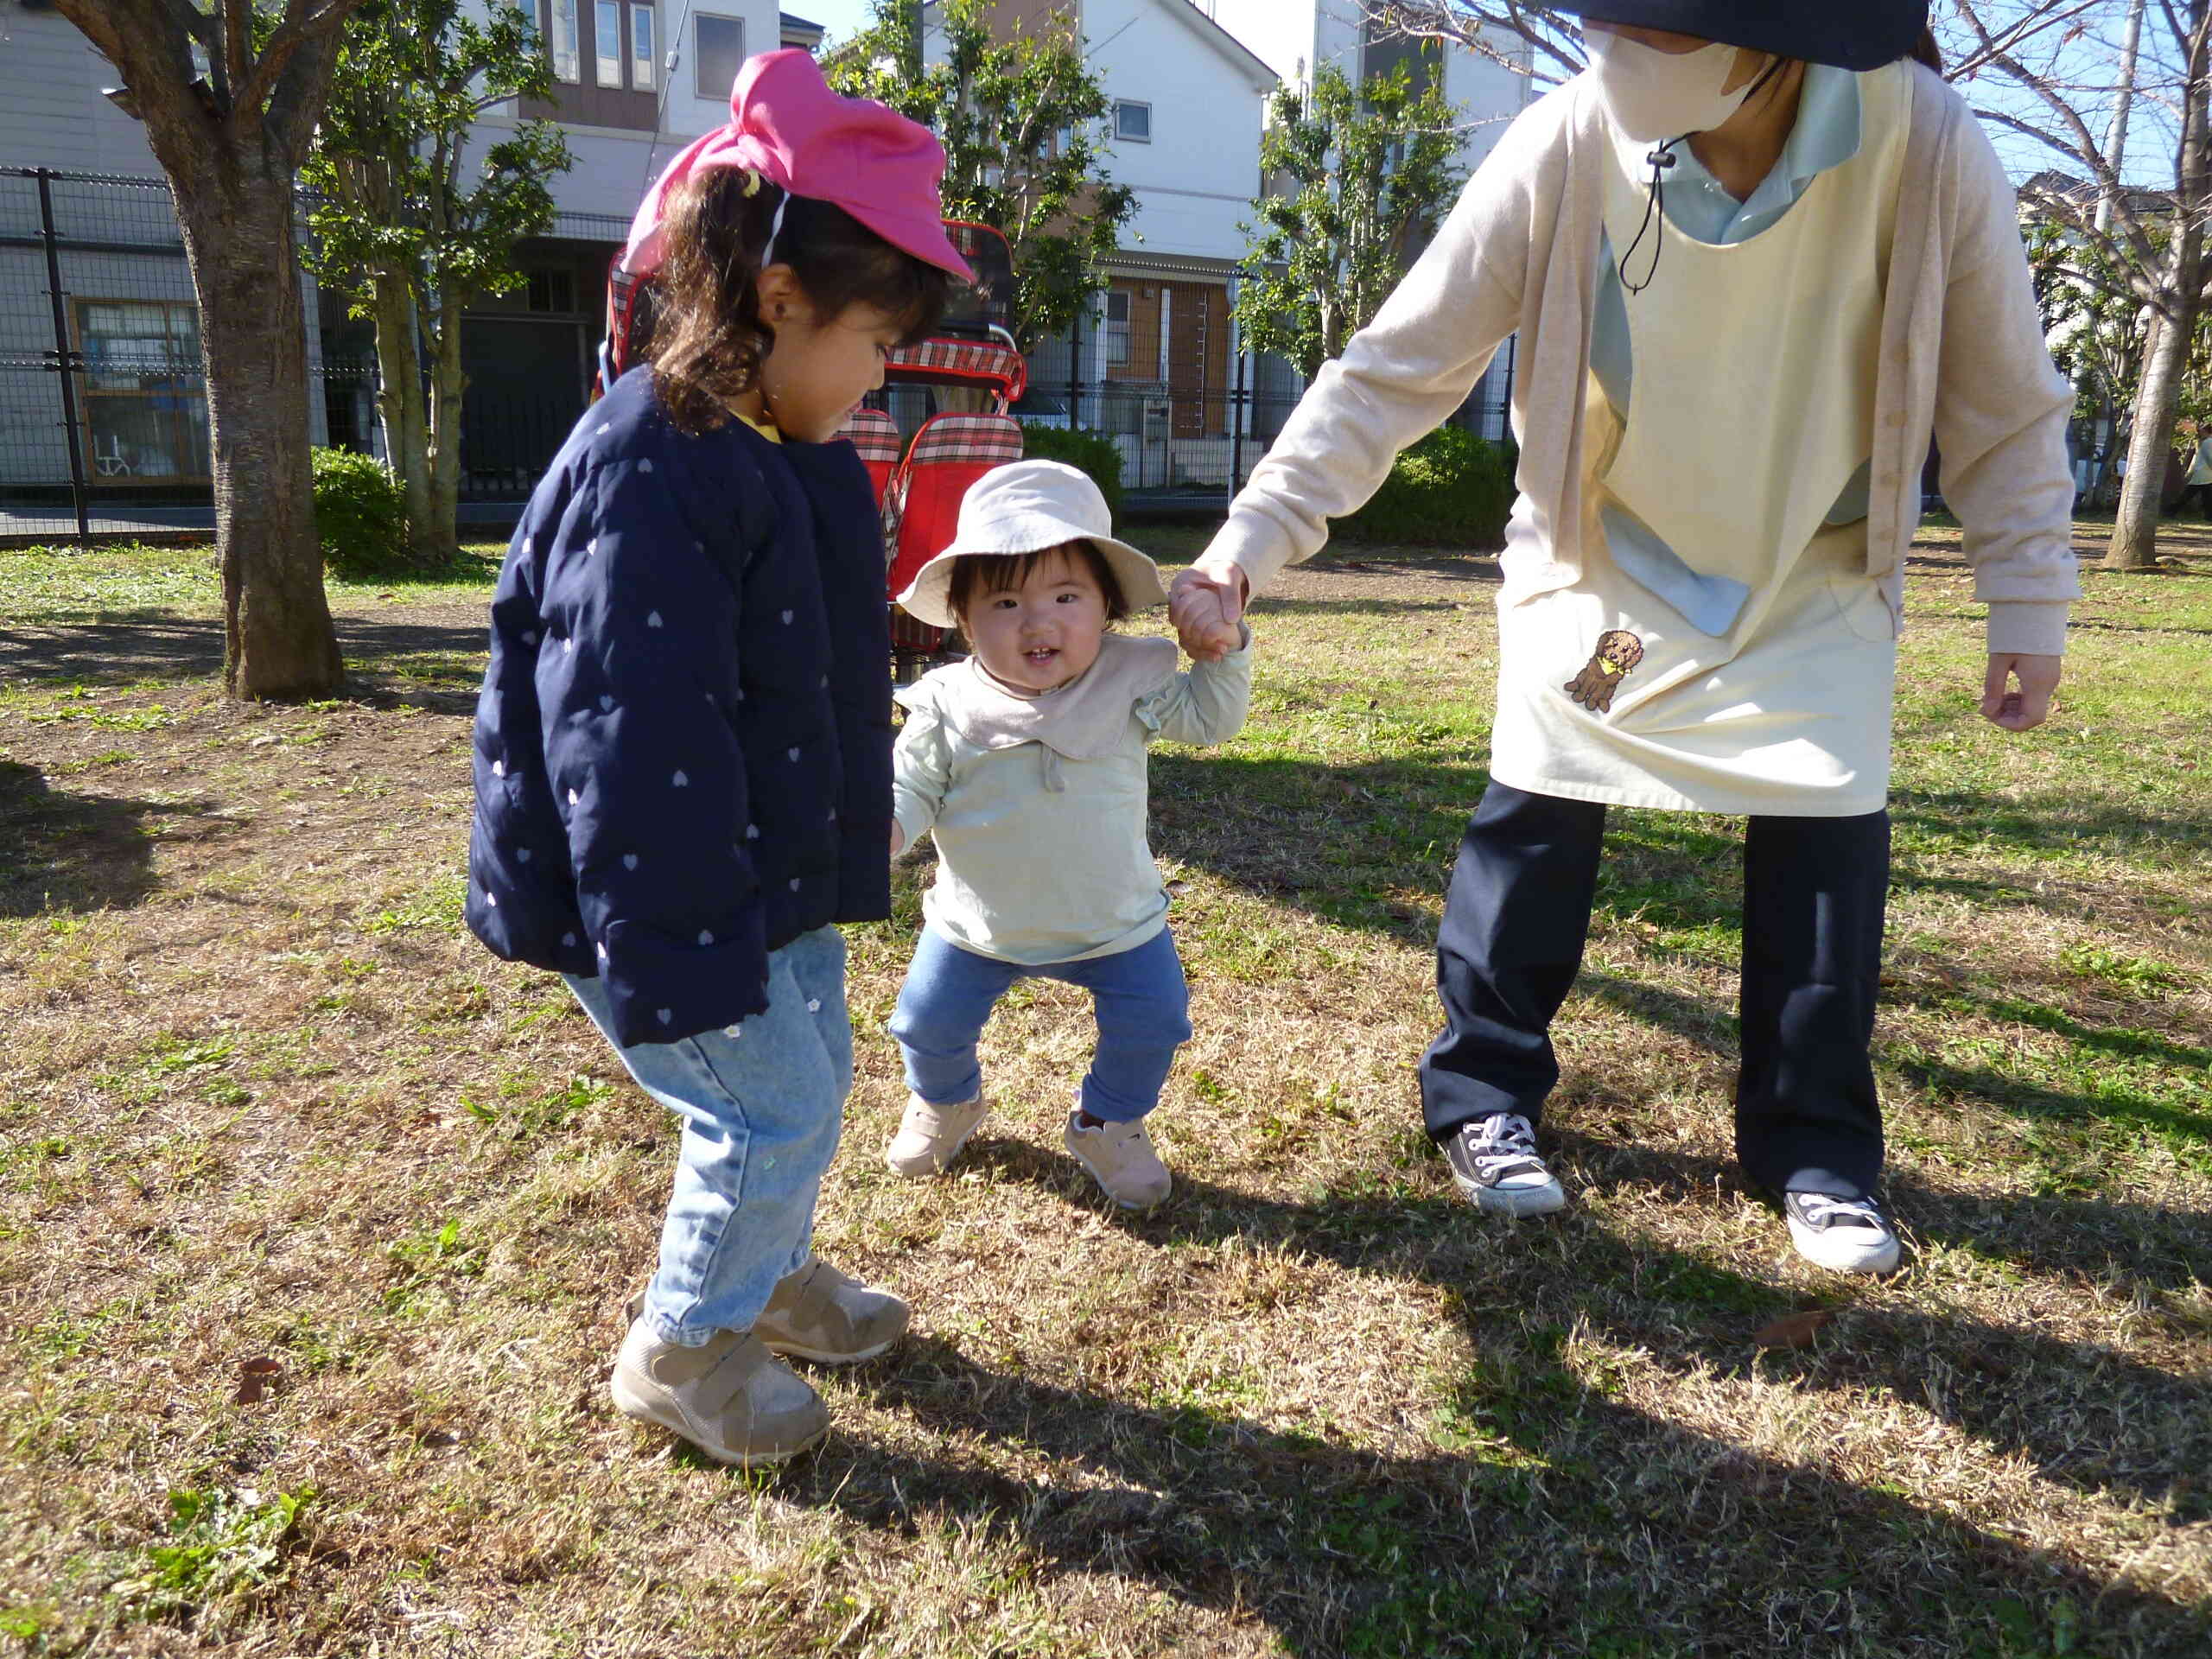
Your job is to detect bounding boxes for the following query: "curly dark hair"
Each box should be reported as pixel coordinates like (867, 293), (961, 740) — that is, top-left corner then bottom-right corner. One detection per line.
(649, 167), (956, 436)
(947, 542), (1130, 626)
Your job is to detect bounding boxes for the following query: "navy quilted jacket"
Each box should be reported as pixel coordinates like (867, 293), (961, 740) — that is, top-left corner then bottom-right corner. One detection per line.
(466, 367), (893, 1047)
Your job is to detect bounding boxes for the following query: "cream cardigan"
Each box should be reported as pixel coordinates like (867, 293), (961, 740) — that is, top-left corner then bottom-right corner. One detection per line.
(1205, 63), (2081, 658)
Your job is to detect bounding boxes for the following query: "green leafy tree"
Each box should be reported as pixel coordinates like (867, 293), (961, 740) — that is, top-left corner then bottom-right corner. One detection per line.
(825, 0), (1135, 350)
(1234, 61), (1467, 381)
(302, 0), (571, 565)
(54, 0), (366, 699)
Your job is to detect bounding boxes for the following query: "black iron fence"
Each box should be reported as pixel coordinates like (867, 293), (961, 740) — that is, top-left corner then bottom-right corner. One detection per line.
(0, 167), (619, 543)
(4, 166), (1516, 543)
(2, 167), (222, 541)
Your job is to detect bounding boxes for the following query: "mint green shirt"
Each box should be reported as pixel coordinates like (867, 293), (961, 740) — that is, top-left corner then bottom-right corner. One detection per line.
(893, 631), (1253, 965)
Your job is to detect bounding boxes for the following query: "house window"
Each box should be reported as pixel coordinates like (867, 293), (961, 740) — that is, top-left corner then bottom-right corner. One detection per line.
(1113, 100), (1151, 143)
(696, 14), (746, 100)
(526, 269), (577, 314)
(596, 0), (623, 86)
(1103, 289), (1131, 365)
(631, 3), (655, 91)
(74, 300), (210, 481)
(543, 0), (579, 81)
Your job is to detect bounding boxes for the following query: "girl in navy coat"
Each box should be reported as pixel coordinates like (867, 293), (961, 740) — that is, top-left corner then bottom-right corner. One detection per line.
(465, 50), (970, 1467)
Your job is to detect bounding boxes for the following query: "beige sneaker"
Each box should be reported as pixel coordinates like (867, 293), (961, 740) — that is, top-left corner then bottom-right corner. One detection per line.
(1063, 1109), (1172, 1210)
(753, 1255), (910, 1363)
(608, 1319), (830, 1467)
(885, 1091), (989, 1176)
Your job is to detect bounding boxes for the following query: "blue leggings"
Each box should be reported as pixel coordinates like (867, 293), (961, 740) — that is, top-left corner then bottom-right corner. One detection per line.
(890, 928), (1192, 1122)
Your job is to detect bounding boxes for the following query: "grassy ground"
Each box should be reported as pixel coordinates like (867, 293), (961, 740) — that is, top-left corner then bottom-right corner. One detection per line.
(0, 520), (2207, 1657)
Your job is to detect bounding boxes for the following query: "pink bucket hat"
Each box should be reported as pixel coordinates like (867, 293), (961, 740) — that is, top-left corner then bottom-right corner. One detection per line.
(623, 48), (976, 284)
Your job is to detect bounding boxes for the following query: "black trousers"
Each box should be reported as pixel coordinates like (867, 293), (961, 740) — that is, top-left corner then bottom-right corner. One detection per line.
(1416, 780), (1890, 1199)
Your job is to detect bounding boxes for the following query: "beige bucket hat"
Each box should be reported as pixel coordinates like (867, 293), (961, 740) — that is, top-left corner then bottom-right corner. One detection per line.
(893, 459), (1168, 630)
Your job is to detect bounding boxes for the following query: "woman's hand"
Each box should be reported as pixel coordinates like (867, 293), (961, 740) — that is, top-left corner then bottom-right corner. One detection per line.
(889, 823), (906, 858)
(1169, 557), (1249, 662)
(1980, 653), (2062, 732)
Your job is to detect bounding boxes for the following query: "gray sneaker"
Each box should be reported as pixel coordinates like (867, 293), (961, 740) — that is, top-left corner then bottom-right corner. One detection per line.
(1783, 1191), (1901, 1274)
(886, 1091), (990, 1176)
(1063, 1109), (1172, 1210)
(1442, 1112), (1567, 1217)
(753, 1255), (910, 1363)
(609, 1319), (830, 1467)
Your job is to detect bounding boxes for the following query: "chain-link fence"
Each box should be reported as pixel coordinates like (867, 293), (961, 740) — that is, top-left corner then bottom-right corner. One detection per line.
(1, 168), (620, 544)
(3, 168), (1517, 543)
(1, 167), (229, 541)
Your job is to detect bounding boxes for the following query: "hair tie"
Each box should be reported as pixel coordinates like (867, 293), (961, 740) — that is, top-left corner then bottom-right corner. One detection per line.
(740, 167), (763, 199)
(760, 190), (791, 268)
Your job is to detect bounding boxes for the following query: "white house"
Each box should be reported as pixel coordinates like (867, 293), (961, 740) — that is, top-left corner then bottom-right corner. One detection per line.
(0, 0), (281, 504)
(914, 0), (1275, 493)
(1205, 0), (1534, 441)
(0, 0), (825, 515)
(1205, 0), (1533, 175)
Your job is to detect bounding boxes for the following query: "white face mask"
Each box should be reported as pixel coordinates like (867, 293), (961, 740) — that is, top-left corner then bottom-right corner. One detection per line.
(1585, 29), (1754, 143)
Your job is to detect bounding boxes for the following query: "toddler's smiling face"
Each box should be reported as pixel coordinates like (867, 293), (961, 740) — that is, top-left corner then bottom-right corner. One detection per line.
(961, 543), (1109, 694)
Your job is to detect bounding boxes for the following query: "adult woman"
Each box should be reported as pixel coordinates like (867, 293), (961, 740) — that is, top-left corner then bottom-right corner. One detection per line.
(1171, 1), (2078, 1273)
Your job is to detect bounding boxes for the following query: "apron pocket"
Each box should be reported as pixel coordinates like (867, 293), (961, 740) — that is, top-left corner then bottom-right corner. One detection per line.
(1826, 570), (1897, 643)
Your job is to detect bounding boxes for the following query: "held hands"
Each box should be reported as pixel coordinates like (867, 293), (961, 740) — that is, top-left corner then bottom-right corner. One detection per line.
(1980, 653), (2062, 732)
(1169, 557), (1249, 662)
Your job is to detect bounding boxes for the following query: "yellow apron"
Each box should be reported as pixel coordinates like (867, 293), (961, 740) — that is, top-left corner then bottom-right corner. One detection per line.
(1491, 63), (1909, 817)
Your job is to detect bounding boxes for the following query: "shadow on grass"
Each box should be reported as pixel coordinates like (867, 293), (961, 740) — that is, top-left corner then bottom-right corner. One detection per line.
(1154, 752), (2212, 960)
(0, 613), (487, 712)
(0, 760), (222, 915)
(774, 1153), (2209, 1655)
(0, 613), (226, 683)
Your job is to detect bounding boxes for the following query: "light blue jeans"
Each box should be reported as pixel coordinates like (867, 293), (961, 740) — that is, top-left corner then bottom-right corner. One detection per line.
(565, 925), (851, 1347)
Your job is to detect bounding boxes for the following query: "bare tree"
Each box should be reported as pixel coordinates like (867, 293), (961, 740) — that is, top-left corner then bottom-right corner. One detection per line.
(54, 0), (365, 697)
(1363, 2), (1587, 86)
(1958, 0), (2212, 571)
(1364, 2), (2210, 573)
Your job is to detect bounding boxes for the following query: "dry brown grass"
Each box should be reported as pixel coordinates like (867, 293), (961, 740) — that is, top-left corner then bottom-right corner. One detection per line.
(0, 526), (2206, 1656)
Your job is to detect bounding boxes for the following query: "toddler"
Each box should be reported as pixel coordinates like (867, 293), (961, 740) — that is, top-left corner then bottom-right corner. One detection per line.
(884, 461), (1253, 1208)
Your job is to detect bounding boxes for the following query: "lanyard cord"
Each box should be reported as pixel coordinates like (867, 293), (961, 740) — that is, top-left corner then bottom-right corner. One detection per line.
(1619, 143), (1680, 295)
(1618, 54), (1793, 298)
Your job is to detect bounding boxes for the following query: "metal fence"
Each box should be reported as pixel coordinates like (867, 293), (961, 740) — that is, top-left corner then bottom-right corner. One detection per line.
(1, 167), (226, 542)
(0, 167), (614, 543)
(3, 167), (1517, 543)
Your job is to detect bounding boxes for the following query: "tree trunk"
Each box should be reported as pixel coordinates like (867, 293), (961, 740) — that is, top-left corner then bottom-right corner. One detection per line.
(2110, 301), (2195, 570)
(175, 159), (345, 698)
(370, 275), (435, 563)
(426, 294), (466, 563)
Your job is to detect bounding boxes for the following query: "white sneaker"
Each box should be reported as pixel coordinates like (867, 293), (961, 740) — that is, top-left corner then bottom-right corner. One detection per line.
(1063, 1109), (1173, 1210)
(1443, 1113), (1567, 1217)
(885, 1091), (989, 1176)
(1784, 1191), (1901, 1274)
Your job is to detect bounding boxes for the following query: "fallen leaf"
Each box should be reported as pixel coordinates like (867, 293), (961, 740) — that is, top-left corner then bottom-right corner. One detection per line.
(1753, 1310), (1834, 1351)
(232, 1356), (283, 1403)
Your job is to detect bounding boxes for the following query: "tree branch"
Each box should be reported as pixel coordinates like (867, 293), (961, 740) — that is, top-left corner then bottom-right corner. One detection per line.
(234, 0), (368, 143)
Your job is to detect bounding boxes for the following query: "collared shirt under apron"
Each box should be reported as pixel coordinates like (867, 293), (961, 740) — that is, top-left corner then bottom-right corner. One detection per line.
(1489, 60), (1910, 817)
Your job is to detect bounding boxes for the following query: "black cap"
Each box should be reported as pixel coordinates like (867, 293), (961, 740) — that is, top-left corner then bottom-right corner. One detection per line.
(1563, 1), (1928, 72)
